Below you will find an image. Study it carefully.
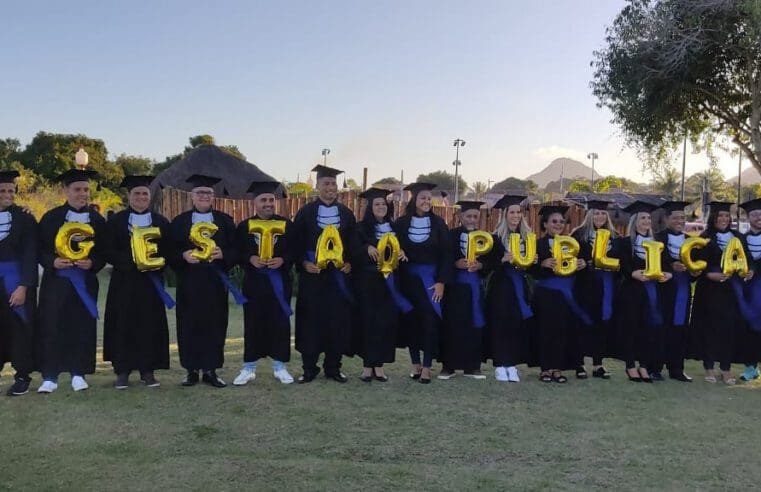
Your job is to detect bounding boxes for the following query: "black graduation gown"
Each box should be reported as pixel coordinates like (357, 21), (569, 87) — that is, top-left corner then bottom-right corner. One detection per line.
(484, 233), (533, 367)
(653, 229), (693, 373)
(529, 235), (584, 371)
(687, 230), (748, 366)
(291, 199), (358, 359)
(169, 209), (238, 371)
(440, 226), (490, 371)
(609, 235), (664, 368)
(395, 212), (452, 359)
(37, 204), (107, 376)
(572, 228), (620, 364)
(103, 209), (171, 374)
(738, 230), (761, 364)
(352, 221), (402, 367)
(236, 214), (293, 363)
(0, 205), (38, 377)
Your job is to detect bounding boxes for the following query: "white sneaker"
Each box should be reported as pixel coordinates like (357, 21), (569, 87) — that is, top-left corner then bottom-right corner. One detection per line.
(507, 366), (520, 383)
(273, 368), (294, 384)
(37, 381), (58, 393)
(233, 368), (256, 386)
(494, 367), (509, 382)
(71, 376), (89, 392)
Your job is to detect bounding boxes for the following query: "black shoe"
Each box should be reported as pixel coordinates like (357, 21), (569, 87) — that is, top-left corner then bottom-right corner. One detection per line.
(359, 374), (373, 383)
(592, 367), (611, 379)
(114, 373), (129, 390)
(140, 372), (160, 387)
(298, 372), (317, 384)
(419, 376), (431, 384)
(374, 374), (389, 382)
(650, 371), (664, 381)
(576, 367), (588, 379)
(409, 372), (421, 380)
(7, 377), (31, 396)
(202, 371), (227, 388)
(670, 373), (693, 383)
(182, 371), (199, 387)
(327, 372), (348, 383)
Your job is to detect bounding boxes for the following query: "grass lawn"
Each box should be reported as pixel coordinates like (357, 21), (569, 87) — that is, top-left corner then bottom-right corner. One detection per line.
(2, 271), (761, 491)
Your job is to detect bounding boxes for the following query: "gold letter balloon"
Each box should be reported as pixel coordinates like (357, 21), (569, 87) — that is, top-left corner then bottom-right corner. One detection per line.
(189, 222), (218, 262)
(679, 236), (708, 275)
(592, 229), (620, 271)
(376, 232), (400, 278)
(248, 219), (286, 261)
(642, 240), (665, 280)
(131, 227), (165, 272)
(55, 222), (95, 261)
(466, 231), (494, 263)
(721, 236), (749, 278)
(316, 224), (345, 270)
(509, 232), (536, 269)
(552, 235), (580, 276)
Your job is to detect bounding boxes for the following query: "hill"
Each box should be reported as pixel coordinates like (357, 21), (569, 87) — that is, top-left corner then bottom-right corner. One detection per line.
(525, 157), (600, 188)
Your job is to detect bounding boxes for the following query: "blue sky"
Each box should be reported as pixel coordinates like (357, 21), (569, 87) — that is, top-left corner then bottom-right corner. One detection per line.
(0, 0), (743, 186)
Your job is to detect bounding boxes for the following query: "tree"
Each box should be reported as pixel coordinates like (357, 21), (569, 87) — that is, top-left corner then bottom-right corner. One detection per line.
(471, 181), (487, 199)
(373, 177), (402, 186)
(152, 153), (182, 176)
(684, 163), (736, 202)
(650, 165), (682, 198)
(415, 171), (467, 193)
(344, 178), (362, 191)
(287, 182), (313, 196)
(594, 175), (623, 192)
(490, 176), (530, 193)
(188, 134), (215, 148)
(0, 138), (21, 168)
(592, 0), (761, 173)
(113, 154), (154, 176)
(568, 180), (593, 193)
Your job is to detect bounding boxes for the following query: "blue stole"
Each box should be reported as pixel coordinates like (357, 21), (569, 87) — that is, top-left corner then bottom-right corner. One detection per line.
(672, 271), (690, 326)
(253, 267), (293, 318)
(505, 265), (533, 320)
(534, 276), (592, 326)
(57, 268), (99, 319)
(455, 270), (485, 328)
(406, 263), (442, 318)
(642, 281), (663, 326)
(147, 272), (176, 309)
(212, 265), (248, 305)
(593, 269), (615, 322)
(385, 272), (413, 313)
(0, 261), (28, 322)
(306, 250), (353, 302)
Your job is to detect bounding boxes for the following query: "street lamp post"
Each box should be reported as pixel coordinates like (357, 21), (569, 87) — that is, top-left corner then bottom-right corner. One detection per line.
(321, 148), (330, 166)
(737, 152), (743, 222)
(587, 152), (598, 189)
(453, 138), (465, 202)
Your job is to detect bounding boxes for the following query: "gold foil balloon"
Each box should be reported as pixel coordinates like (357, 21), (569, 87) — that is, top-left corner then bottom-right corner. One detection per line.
(466, 230), (494, 263)
(510, 232), (536, 269)
(248, 219), (286, 261)
(552, 235), (580, 277)
(55, 222), (95, 261)
(679, 236), (708, 275)
(189, 222), (218, 262)
(721, 236), (749, 278)
(642, 240), (665, 280)
(376, 232), (400, 278)
(592, 229), (620, 271)
(315, 224), (345, 270)
(131, 226), (165, 272)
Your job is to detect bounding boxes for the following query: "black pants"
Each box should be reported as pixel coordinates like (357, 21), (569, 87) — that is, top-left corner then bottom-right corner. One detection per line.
(302, 351), (342, 376)
(1, 312), (33, 379)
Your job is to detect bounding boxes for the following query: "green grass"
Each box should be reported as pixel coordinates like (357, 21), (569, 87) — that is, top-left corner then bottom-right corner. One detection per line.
(2, 271), (761, 491)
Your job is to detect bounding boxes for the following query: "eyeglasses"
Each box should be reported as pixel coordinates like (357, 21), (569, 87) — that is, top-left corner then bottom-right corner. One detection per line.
(549, 219), (566, 224)
(193, 191), (214, 197)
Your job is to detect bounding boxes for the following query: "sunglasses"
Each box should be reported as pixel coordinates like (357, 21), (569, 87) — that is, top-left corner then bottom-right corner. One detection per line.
(549, 219), (566, 224)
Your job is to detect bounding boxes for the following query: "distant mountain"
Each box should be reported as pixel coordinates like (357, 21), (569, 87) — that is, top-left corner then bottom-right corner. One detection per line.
(728, 166), (761, 185)
(525, 157), (600, 188)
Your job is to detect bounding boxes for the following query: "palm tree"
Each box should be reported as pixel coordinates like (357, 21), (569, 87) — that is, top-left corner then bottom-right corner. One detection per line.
(472, 181), (487, 199)
(651, 166), (681, 198)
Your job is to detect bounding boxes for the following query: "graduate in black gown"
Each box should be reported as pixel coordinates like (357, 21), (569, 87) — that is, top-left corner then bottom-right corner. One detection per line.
(611, 201), (672, 383)
(0, 171), (38, 396)
(439, 201), (490, 380)
(651, 201), (693, 382)
(103, 176), (172, 389)
(738, 198), (761, 382)
(688, 202), (749, 385)
(353, 187), (411, 383)
(570, 199), (619, 380)
(531, 205), (588, 383)
(169, 174), (238, 388)
(292, 165), (358, 383)
(232, 181), (294, 386)
(396, 182), (452, 384)
(484, 195), (534, 383)
(37, 169), (107, 393)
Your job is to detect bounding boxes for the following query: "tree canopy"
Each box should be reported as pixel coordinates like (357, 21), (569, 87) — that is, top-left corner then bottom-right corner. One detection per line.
(415, 170), (467, 193)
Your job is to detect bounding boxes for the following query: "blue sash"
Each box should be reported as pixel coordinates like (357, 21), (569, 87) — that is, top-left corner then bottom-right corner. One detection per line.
(0, 261), (28, 322)
(57, 268), (99, 320)
(455, 270), (485, 328)
(534, 276), (591, 326)
(593, 269), (615, 322)
(385, 272), (413, 313)
(406, 263), (442, 318)
(212, 265), (248, 305)
(729, 276), (759, 327)
(254, 267), (294, 318)
(642, 281), (663, 326)
(672, 271), (690, 326)
(306, 251), (353, 303)
(505, 266), (533, 320)
(147, 272), (176, 309)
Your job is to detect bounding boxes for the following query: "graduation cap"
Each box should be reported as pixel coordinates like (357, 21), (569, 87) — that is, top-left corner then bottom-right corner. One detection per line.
(56, 168), (99, 185)
(707, 201), (733, 213)
(658, 200), (689, 215)
(740, 198), (761, 213)
(311, 165), (344, 179)
(585, 199), (611, 211)
(456, 200), (484, 213)
(0, 170), (20, 184)
(359, 187), (391, 201)
(623, 200), (658, 214)
(538, 204), (569, 219)
(247, 181), (287, 198)
(403, 182), (437, 193)
(438, 191), (449, 199)
(493, 194), (526, 210)
(185, 174), (221, 189)
(119, 175), (153, 191)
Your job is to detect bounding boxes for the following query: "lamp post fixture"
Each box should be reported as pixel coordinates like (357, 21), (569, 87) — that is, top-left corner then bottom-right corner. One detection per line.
(453, 138), (465, 202)
(587, 152), (598, 189)
(75, 148), (89, 170)
(321, 148), (330, 166)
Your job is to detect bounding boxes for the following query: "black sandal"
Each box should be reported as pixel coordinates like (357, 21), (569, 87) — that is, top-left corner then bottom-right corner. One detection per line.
(540, 372), (552, 383)
(551, 371), (567, 383)
(592, 367), (611, 379)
